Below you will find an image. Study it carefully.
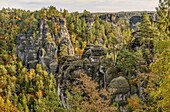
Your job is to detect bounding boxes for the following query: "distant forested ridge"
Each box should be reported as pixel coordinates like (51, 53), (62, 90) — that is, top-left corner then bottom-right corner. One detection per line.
(0, 0), (169, 111)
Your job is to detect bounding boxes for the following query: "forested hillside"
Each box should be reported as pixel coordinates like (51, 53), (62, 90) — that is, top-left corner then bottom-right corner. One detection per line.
(0, 0), (169, 111)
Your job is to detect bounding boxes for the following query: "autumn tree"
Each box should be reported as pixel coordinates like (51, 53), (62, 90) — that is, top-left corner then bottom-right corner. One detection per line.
(66, 74), (117, 112)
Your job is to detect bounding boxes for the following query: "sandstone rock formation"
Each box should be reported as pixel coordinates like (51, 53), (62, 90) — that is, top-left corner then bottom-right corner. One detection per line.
(58, 44), (141, 110)
(58, 18), (75, 57)
(99, 14), (119, 24)
(16, 16), (147, 111)
(17, 18), (74, 75)
(129, 16), (141, 31)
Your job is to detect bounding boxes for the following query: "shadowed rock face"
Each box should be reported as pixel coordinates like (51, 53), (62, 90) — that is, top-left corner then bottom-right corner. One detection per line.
(99, 14), (119, 24)
(59, 44), (137, 108)
(82, 44), (107, 62)
(17, 18), (74, 74)
(58, 18), (75, 56)
(130, 16), (141, 25)
(129, 16), (141, 31)
(17, 32), (39, 69)
(59, 44), (147, 110)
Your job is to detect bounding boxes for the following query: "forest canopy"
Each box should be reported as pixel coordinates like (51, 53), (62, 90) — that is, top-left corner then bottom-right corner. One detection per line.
(0, 0), (169, 111)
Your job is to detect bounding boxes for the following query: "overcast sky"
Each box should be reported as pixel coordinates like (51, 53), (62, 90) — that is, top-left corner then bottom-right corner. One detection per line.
(0, 0), (159, 12)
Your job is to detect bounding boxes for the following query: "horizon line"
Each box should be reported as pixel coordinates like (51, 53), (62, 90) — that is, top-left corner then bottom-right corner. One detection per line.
(0, 6), (157, 13)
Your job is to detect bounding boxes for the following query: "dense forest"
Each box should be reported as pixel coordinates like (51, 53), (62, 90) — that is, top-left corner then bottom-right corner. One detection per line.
(0, 0), (169, 112)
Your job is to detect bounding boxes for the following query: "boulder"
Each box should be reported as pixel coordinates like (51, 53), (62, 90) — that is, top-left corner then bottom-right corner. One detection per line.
(108, 76), (130, 94)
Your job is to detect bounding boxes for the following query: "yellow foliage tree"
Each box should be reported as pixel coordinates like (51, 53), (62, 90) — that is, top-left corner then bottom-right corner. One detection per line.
(0, 97), (19, 112)
(67, 74), (117, 112)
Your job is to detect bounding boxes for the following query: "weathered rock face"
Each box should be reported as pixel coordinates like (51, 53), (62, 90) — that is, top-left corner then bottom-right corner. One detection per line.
(80, 14), (94, 32)
(82, 44), (107, 62)
(17, 32), (39, 69)
(60, 44), (107, 80)
(58, 18), (75, 56)
(129, 12), (157, 31)
(59, 45), (107, 90)
(17, 18), (74, 75)
(99, 14), (119, 24)
(129, 16), (141, 31)
(58, 44), (145, 110)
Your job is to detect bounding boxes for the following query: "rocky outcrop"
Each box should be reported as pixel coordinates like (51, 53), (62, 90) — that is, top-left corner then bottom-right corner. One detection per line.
(14, 39), (140, 107)
(81, 14), (94, 32)
(99, 14), (119, 24)
(57, 44), (145, 111)
(58, 18), (75, 57)
(17, 32), (39, 69)
(129, 12), (157, 31)
(129, 16), (141, 31)
(82, 44), (107, 62)
(17, 18), (74, 75)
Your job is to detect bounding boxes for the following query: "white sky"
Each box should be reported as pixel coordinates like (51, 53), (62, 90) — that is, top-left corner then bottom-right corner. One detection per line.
(0, 0), (159, 12)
